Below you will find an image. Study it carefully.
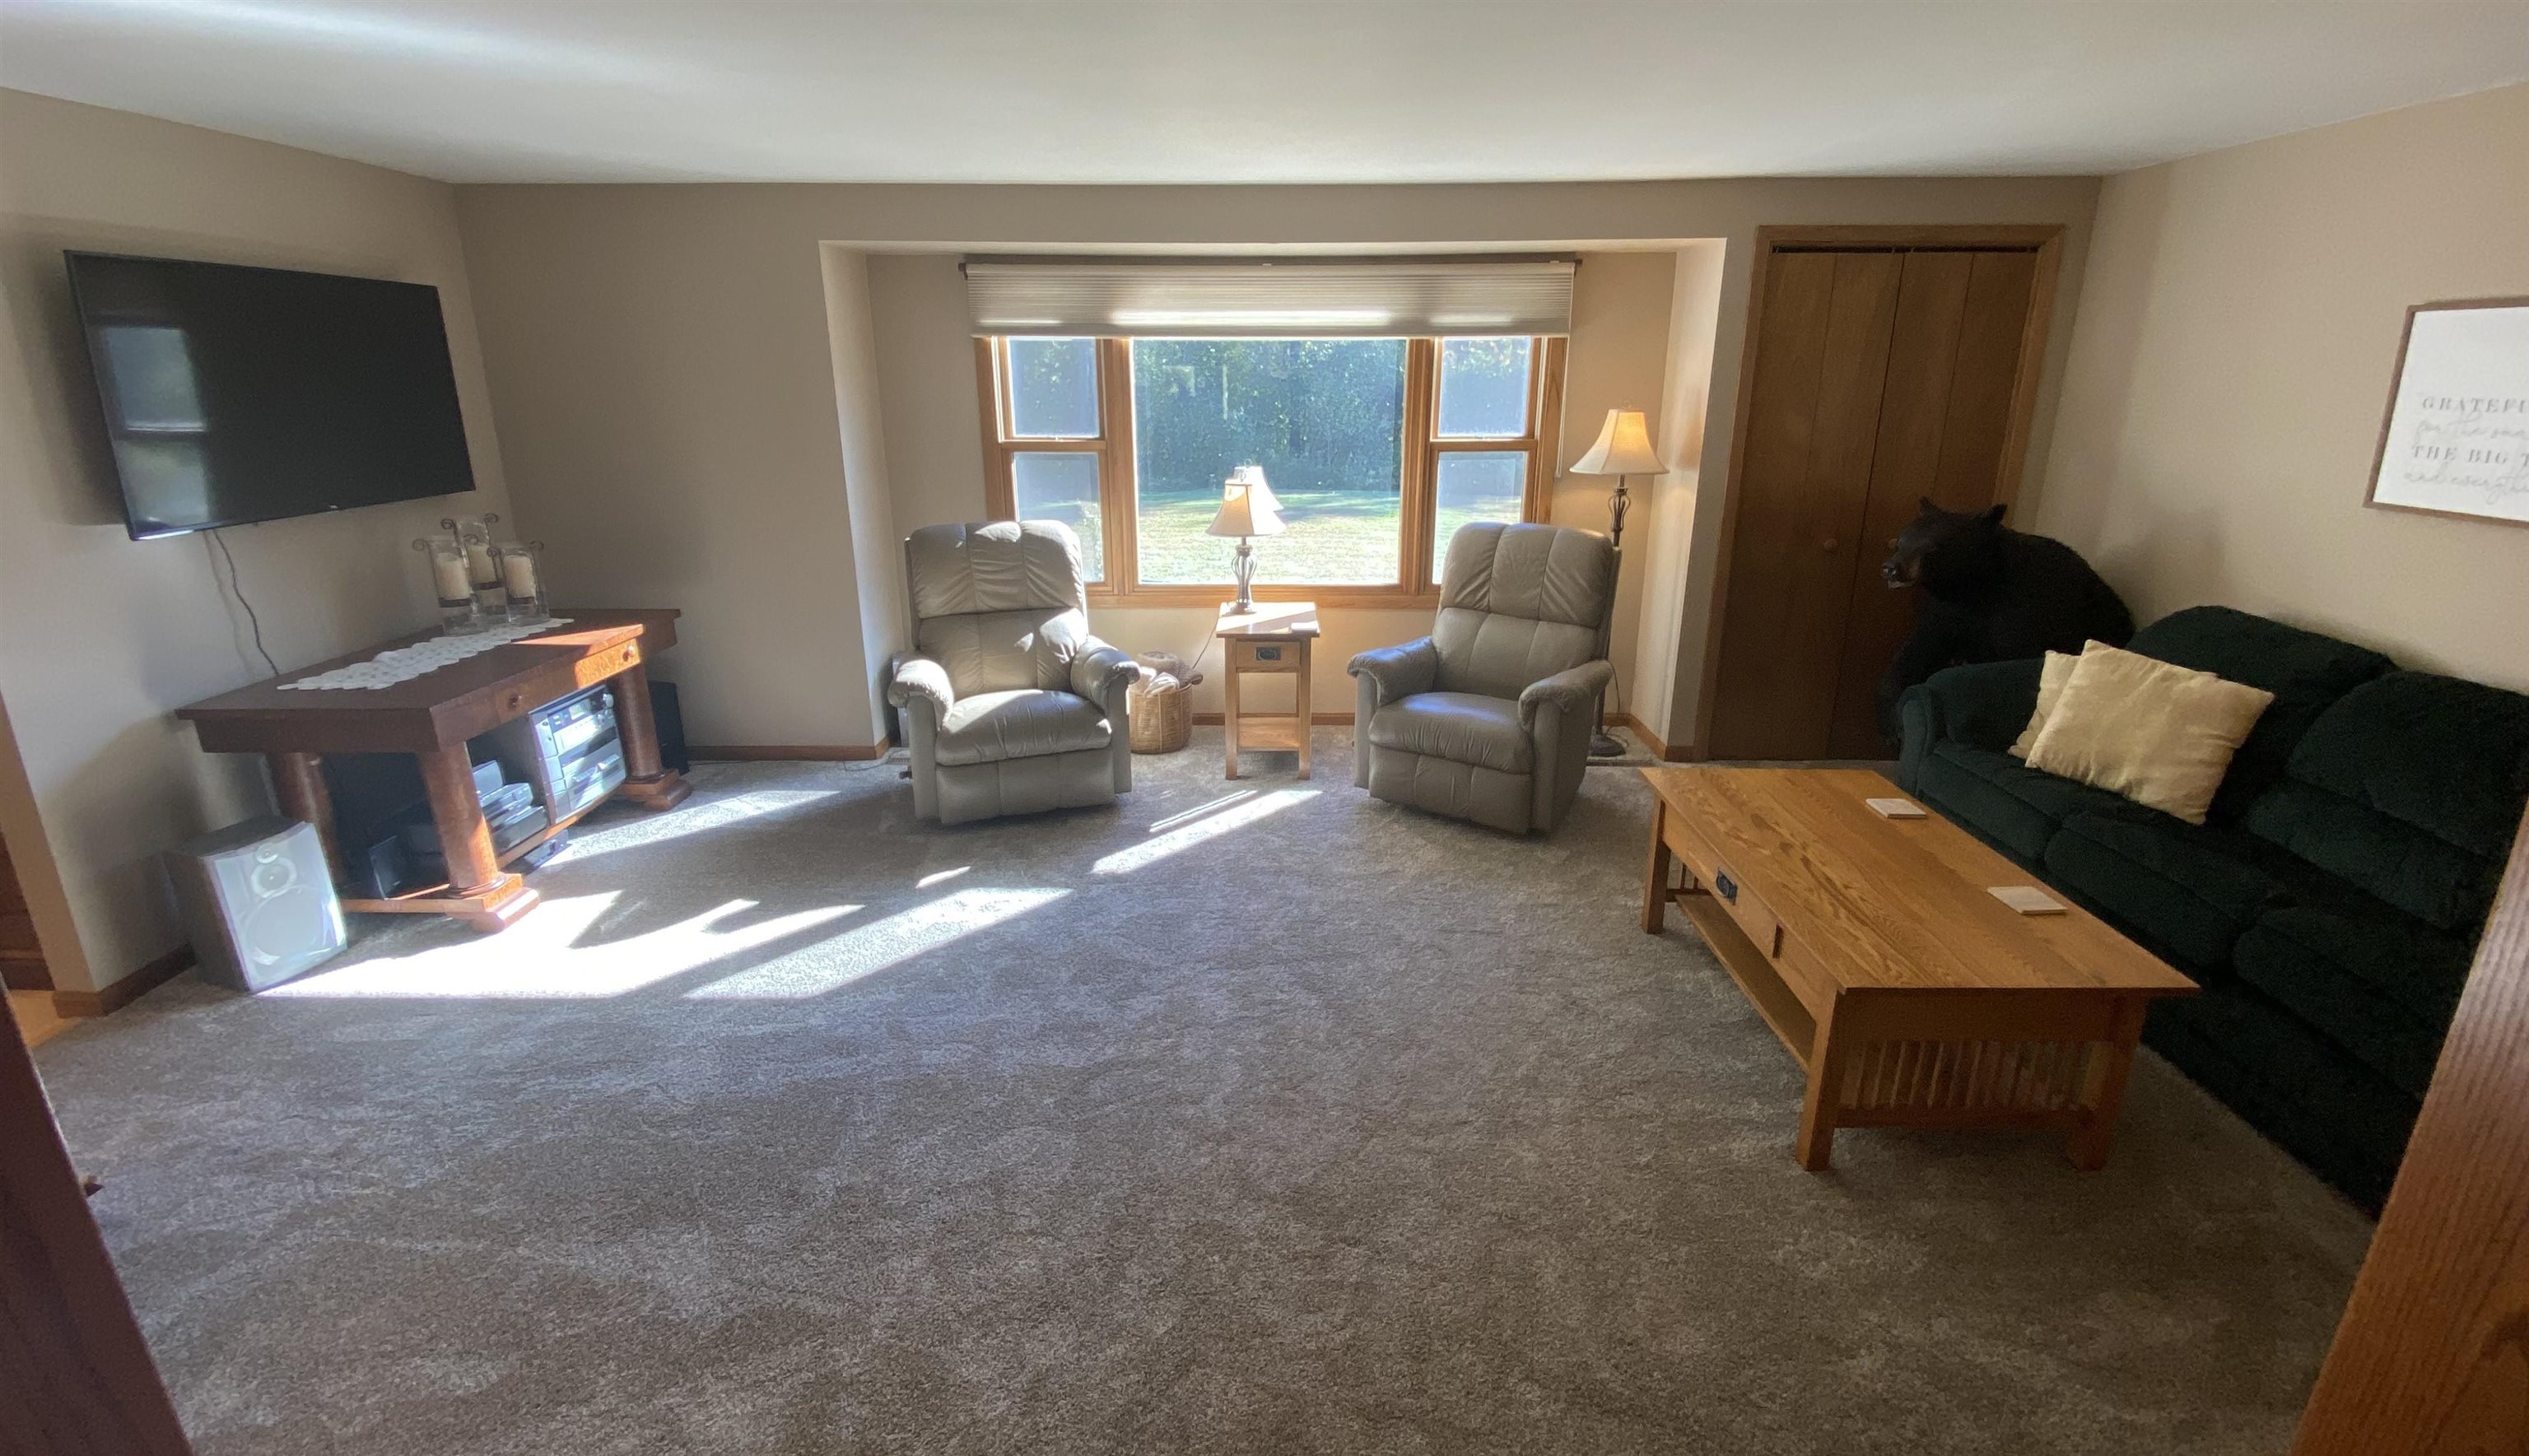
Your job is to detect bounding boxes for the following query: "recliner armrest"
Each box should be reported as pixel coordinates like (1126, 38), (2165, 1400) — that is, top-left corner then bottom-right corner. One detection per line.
(887, 652), (956, 718)
(1071, 642), (1139, 714)
(1348, 637), (1440, 706)
(1516, 660), (1614, 733)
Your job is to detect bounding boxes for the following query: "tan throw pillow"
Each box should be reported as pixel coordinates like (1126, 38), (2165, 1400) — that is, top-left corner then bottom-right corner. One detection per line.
(2008, 648), (2085, 758)
(2024, 645), (2275, 825)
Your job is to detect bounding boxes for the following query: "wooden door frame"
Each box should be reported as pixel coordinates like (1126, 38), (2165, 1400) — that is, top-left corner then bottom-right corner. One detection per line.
(2289, 802), (2529, 1455)
(0, 991), (193, 1454)
(1688, 223), (2064, 761)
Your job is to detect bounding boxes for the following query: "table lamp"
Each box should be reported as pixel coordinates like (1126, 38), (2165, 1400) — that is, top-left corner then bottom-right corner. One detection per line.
(1567, 409), (1667, 758)
(1207, 465), (1286, 614)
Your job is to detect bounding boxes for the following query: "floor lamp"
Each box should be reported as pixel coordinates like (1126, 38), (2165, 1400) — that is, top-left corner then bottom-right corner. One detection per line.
(1568, 408), (1666, 760)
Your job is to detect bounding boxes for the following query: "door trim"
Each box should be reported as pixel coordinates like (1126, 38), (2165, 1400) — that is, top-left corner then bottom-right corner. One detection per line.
(1691, 223), (2065, 761)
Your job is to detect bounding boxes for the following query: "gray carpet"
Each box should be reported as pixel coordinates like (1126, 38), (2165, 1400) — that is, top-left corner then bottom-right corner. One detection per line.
(36, 730), (2371, 1455)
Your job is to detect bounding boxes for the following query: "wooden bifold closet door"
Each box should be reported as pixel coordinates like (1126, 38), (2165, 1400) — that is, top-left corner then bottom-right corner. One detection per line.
(1707, 232), (2055, 761)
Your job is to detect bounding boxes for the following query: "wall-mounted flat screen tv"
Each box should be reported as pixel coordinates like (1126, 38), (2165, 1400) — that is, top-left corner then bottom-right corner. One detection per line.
(66, 252), (477, 540)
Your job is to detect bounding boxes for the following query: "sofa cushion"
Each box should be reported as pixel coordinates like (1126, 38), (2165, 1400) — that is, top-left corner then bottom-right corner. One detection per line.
(2244, 671), (2529, 931)
(2024, 644), (2275, 825)
(2125, 606), (2394, 822)
(1916, 741), (2149, 863)
(935, 689), (1111, 766)
(2006, 649), (2080, 757)
(1368, 692), (1533, 775)
(2042, 812), (2287, 972)
(2232, 903), (2475, 1100)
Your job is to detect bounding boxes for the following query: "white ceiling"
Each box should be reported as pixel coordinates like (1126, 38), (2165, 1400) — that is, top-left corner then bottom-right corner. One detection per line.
(2, 1), (2523, 185)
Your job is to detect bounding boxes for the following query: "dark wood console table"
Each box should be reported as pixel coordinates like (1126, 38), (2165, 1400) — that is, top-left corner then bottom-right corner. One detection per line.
(175, 608), (692, 932)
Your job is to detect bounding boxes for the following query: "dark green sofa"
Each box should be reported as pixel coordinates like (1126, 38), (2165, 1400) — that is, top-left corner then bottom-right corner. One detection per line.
(1897, 606), (2529, 1210)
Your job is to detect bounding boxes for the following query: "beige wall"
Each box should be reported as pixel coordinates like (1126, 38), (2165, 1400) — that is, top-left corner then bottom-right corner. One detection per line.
(459, 193), (869, 751)
(820, 247), (904, 745)
(867, 253), (988, 539)
(458, 176), (2098, 747)
(2035, 84), (2529, 690)
(0, 90), (512, 993)
(1632, 242), (1728, 747)
(1549, 251), (1678, 725)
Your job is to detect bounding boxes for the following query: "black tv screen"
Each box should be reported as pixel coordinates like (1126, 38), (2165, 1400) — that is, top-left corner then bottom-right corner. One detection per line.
(66, 252), (477, 539)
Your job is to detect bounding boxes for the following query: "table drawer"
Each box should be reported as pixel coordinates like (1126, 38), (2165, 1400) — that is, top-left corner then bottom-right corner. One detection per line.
(1663, 811), (1783, 960)
(1228, 639), (1302, 673)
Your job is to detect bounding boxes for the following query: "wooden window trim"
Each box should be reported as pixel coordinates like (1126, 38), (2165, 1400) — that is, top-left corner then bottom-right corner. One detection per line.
(980, 333), (1565, 609)
(1415, 335), (1566, 594)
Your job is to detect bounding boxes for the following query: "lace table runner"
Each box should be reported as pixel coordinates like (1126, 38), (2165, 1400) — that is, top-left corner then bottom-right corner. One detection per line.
(278, 618), (575, 691)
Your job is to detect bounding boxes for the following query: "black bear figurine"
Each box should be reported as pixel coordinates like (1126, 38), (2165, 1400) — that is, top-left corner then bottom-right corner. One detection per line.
(1875, 500), (2135, 738)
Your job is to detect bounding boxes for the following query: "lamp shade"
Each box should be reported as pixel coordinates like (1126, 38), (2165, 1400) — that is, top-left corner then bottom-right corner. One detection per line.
(1569, 408), (1665, 476)
(1206, 466), (1287, 537)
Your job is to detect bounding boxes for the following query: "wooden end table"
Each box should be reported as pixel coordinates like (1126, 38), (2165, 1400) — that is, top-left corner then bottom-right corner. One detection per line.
(1639, 766), (2197, 1170)
(1216, 602), (1319, 780)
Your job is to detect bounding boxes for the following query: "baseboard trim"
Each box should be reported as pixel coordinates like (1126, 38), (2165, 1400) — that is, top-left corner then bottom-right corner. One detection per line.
(1190, 712), (1354, 727)
(688, 744), (889, 761)
(53, 942), (193, 1019)
(1614, 713), (1698, 763)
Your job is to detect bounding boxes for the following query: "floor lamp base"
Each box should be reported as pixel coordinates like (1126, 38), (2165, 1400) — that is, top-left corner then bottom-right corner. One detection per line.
(1588, 732), (1627, 760)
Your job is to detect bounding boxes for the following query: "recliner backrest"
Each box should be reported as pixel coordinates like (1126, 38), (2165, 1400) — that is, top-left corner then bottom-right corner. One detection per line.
(904, 521), (1091, 695)
(1431, 522), (1615, 700)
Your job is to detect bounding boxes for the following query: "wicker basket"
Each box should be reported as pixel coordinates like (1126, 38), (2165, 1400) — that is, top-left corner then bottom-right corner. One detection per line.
(1128, 651), (1199, 754)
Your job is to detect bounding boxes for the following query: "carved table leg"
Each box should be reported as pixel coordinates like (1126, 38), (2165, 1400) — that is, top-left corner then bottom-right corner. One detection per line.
(268, 751), (343, 886)
(417, 743), (537, 932)
(608, 661), (692, 812)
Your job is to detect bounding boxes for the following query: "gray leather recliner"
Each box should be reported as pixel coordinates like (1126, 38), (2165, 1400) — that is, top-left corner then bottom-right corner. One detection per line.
(887, 520), (1135, 826)
(1348, 522), (1616, 835)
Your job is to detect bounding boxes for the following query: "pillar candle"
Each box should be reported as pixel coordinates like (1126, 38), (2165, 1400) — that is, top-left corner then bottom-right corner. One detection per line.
(464, 541), (496, 586)
(502, 551), (538, 599)
(431, 553), (470, 602)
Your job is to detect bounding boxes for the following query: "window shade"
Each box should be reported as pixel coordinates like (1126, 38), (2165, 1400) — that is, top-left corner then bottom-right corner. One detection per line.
(963, 258), (1575, 338)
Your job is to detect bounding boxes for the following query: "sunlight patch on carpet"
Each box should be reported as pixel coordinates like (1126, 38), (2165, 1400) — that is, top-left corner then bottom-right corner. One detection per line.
(682, 887), (1069, 1000)
(1145, 789), (1257, 833)
(1094, 789), (1316, 875)
(557, 789), (843, 863)
(264, 894), (862, 999)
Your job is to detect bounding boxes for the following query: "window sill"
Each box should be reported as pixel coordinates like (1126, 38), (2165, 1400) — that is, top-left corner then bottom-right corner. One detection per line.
(1088, 586), (1440, 612)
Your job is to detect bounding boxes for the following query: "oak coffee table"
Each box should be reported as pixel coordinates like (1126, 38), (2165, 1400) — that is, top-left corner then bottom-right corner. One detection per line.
(1639, 767), (2196, 1170)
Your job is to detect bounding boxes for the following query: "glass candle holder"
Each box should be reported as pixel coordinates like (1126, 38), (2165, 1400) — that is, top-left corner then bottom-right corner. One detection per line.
(494, 540), (548, 625)
(415, 537), (484, 634)
(452, 514), (505, 616)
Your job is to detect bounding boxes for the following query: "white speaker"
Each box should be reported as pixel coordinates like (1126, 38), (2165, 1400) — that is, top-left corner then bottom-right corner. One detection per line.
(168, 816), (347, 992)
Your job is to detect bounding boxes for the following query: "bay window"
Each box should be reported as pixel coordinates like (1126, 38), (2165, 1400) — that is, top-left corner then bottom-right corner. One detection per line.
(977, 332), (1566, 603)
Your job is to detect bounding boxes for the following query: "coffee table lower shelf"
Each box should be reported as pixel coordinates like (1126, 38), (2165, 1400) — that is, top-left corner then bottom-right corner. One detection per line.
(1670, 889), (1817, 1064)
(1647, 795), (2165, 1173)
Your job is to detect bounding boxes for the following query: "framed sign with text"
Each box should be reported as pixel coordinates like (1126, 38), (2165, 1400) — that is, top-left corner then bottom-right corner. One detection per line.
(2366, 297), (2529, 528)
